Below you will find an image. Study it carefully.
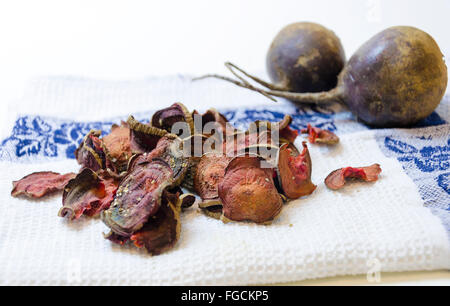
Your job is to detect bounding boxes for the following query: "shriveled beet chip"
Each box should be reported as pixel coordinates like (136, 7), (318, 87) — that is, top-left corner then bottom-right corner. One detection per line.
(194, 153), (231, 202)
(255, 114), (298, 144)
(325, 164), (382, 190)
(101, 159), (174, 237)
(75, 130), (105, 171)
(218, 155), (283, 224)
(277, 142), (317, 199)
(59, 168), (117, 220)
(11, 171), (76, 198)
(193, 108), (229, 139)
(130, 197), (181, 255)
(198, 200), (223, 220)
(127, 115), (173, 154)
(102, 122), (132, 174)
(128, 136), (189, 184)
(104, 231), (129, 245)
(151, 102), (194, 136)
(301, 124), (339, 145)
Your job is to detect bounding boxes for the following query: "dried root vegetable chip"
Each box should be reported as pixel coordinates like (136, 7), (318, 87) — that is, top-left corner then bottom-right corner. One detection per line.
(254, 114), (299, 144)
(130, 197), (181, 256)
(101, 159), (174, 237)
(301, 124), (339, 145)
(218, 155), (283, 224)
(277, 142), (316, 199)
(193, 108), (229, 139)
(151, 102), (194, 136)
(59, 168), (117, 220)
(128, 136), (190, 185)
(325, 164), (382, 190)
(11, 171), (76, 198)
(194, 153), (231, 202)
(198, 200), (223, 220)
(75, 130), (105, 171)
(102, 122), (132, 174)
(104, 230), (129, 245)
(127, 115), (173, 154)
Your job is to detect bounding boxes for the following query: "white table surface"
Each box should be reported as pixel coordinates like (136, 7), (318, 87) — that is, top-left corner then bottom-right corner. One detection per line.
(0, 0), (449, 286)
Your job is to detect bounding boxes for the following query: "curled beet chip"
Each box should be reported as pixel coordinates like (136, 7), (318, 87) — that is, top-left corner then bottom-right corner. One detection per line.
(101, 159), (174, 237)
(301, 124), (339, 145)
(193, 108), (229, 140)
(11, 171), (76, 198)
(128, 136), (190, 185)
(277, 142), (316, 199)
(325, 164), (382, 190)
(102, 122), (132, 174)
(127, 115), (173, 154)
(218, 155), (283, 224)
(59, 168), (117, 220)
(151, 102), (194, 136)
(130, 196), (181, 256)
(198, 200), (223, 220)
(194, 153), (231, 202)
(254, 114), (298, 144)
(104, 231), (129, 245)
(75, 130), (105, 171)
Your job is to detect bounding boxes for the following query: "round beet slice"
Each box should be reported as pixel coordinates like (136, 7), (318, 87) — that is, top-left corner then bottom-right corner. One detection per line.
(218, 155), (282, 224)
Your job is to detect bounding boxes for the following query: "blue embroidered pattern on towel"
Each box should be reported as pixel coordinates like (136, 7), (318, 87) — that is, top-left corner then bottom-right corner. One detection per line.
(0, 105), (448, 232)
(375, 124), (450, 231)
(0, 104), (339, 162)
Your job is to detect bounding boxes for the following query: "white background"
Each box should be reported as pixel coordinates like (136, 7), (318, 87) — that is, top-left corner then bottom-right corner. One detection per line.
(0, 0), (449, 285)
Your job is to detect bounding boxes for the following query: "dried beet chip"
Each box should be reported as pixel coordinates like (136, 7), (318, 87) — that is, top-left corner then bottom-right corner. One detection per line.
(101, 159), (174, 237)
(198, 200), (223, 220)
(325, 164), (382, 190)
(277, 142), (316, 199)
(194, 153), (231, 202)
(130, 197), (181, 255)
(218, 155), (283, 224)
(104, 231), (129, 245)
(74, 130), (105, 171)
(59, 168), (117, 220)
(254, 115), (298, 144)
(127, 115), (174, 154)
(151, 102), (194, 137)
(102, 122), (132, 174)
(193, 108), (229, 139)
(11, 171), (76, 198)
(128, 136), (190, 184)
(301, 124), (339, 145)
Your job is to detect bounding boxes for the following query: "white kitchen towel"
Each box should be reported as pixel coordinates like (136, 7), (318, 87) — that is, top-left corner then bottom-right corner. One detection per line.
(0, 76), (449, 285)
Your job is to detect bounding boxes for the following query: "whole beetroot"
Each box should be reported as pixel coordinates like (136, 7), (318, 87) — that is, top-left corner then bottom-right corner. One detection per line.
(199, 26), (448, 127)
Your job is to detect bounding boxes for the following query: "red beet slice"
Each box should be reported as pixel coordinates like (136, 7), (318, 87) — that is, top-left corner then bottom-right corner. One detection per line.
(127, 115), (172, 154)
(277, 142), (316, 199)
(301, 124), (339, 145)
(325, 164), (382, 190)
(59, 168), (117, 220)
(11, 171), (76, 198)
(193, 108), (229, 139)
(130, 196), (181, 255)
(218, 155), (283, 224)
(102, 122), (132, 173)
(101, 159), (174, 237)
(151, 102), (194, 136)
(194, 153), (231, 202)
(74, 130), (105, 171)
(254, 114), (298, 144)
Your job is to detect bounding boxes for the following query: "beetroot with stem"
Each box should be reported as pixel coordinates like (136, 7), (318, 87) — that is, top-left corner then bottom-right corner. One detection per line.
(197, 26), (448, 127)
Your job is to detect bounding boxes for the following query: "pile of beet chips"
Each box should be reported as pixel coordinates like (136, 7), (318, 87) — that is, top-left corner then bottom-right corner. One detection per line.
(11, 102), (381, 255)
